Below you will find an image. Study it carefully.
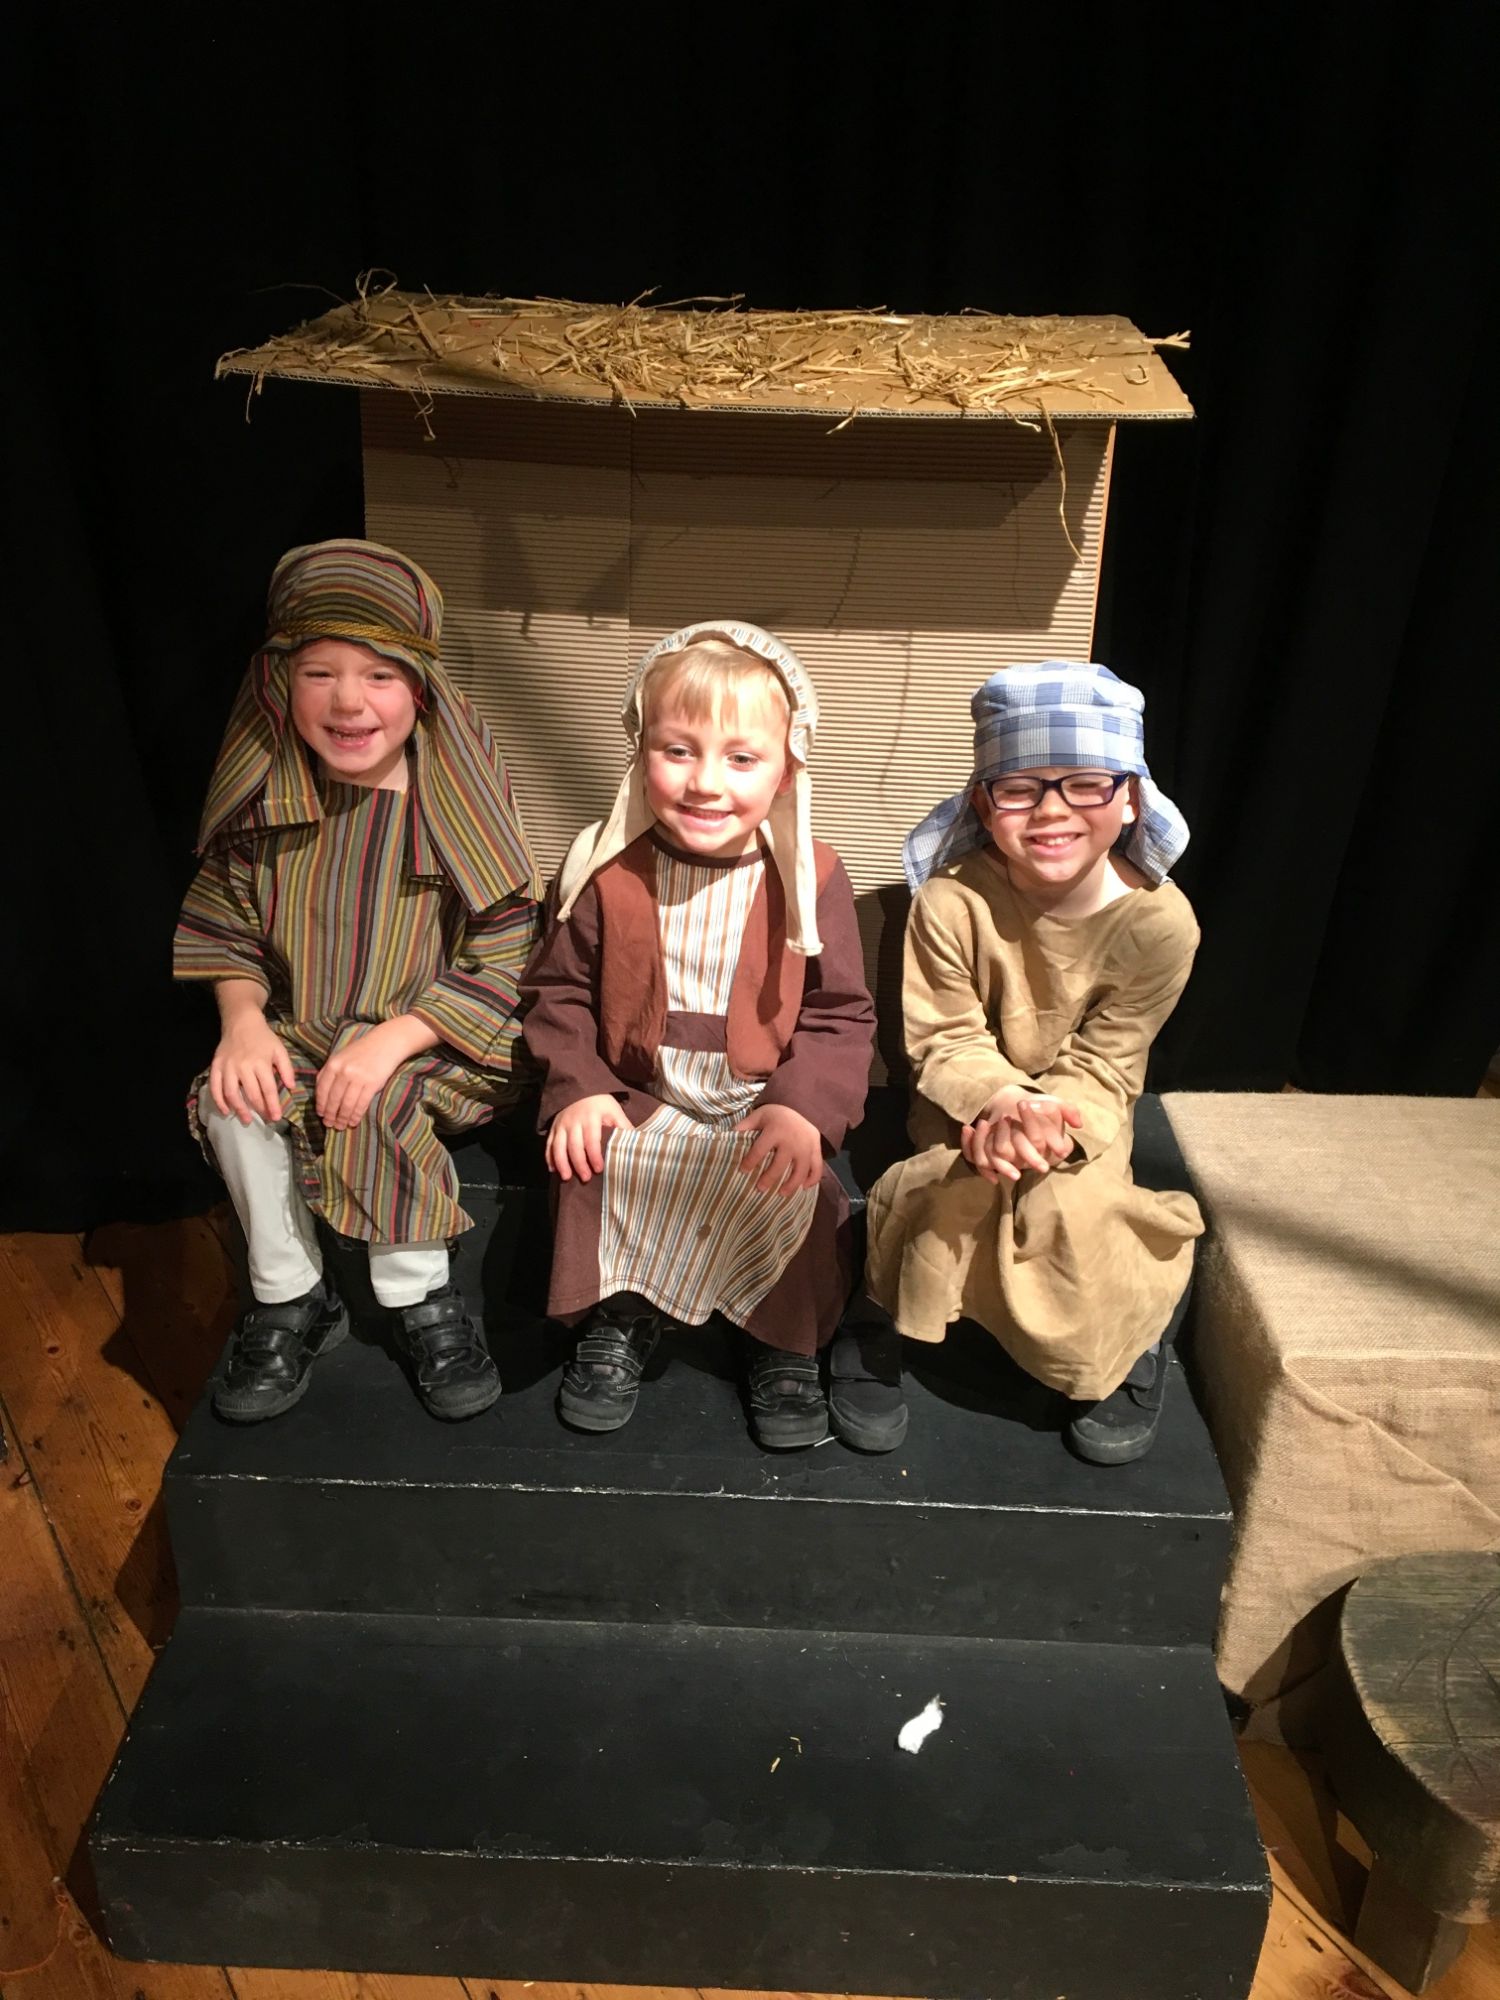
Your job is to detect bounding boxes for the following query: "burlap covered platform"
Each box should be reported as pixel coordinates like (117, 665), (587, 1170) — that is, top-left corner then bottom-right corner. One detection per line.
(1162, 1092), (1500, 1737)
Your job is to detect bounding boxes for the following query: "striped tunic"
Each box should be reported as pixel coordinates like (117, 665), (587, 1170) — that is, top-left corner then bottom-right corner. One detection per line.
(593, 849), (818, 1326)
(175, 779), (536, 1243)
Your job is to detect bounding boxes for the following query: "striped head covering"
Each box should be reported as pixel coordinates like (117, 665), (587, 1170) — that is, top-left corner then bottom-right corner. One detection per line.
(555, 620), (824, 955)
(903, 661), (1189, 892)
(195, 539), (537, 912)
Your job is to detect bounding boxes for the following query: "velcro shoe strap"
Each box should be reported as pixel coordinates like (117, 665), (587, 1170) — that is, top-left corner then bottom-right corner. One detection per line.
(403, 1293), (467, 1336)
(575, 1330), (651, 1378)
(750, 1349), (820, 1386)
(238, 1311), (316, 1354)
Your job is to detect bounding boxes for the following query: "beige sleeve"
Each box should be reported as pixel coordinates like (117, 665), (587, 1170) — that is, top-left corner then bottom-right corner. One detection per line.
(903, 887), (1038, 1126)
(1036, 903), (1200, 1160)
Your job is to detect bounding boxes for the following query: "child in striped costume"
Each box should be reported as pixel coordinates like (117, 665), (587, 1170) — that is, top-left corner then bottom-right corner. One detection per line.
(175, 540), (540, 1422)
(521, 624), (877, 1449)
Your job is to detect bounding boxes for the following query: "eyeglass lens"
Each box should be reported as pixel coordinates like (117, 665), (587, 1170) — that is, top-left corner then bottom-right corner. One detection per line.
(989, 773), (1124, 810)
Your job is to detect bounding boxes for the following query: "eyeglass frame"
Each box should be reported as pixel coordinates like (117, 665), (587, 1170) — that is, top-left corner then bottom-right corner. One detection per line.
(983, 770), (1132, 813)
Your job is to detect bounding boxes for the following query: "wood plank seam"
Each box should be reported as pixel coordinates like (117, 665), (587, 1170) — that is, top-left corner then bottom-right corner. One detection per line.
(0, 1378), (128, 1728)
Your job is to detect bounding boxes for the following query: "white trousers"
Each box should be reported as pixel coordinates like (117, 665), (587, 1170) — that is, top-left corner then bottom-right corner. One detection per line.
(198, 1088), (450, 1309)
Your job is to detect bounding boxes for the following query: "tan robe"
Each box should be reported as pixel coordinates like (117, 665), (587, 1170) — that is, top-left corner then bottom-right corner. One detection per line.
(864, 849), (1203, 1401)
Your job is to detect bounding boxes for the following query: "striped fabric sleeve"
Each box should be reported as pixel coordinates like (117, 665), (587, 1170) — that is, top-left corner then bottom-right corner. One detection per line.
(1034, 907), (1199, 1162)
(901, 887), (1036, 1125)
(409, 890), (540, 1069)
(173, 843), (272, 989)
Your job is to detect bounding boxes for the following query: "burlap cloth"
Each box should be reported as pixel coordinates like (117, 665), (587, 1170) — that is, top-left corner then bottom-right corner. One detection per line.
(1162, 1092), (1500, 1740)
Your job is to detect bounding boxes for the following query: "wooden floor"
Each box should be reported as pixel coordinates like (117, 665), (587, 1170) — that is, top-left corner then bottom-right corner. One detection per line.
(2, 1219), (1496, 2000)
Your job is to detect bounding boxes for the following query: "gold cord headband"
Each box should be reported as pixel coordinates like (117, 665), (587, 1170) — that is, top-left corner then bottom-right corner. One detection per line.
(271, 619), (440, 659)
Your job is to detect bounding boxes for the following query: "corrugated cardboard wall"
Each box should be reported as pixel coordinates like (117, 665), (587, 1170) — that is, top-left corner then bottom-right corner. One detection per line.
(362, 395), (1111, 1074)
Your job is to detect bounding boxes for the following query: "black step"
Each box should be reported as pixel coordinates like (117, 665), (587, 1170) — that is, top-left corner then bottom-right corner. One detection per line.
(166, 1309), (1229, 1644)
(170, 1089), (1223, 1647)
(94, 1606), (1267, 1999)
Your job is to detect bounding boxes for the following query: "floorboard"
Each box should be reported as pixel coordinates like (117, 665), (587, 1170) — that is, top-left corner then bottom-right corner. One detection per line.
(0, 1385), (235, 2000)
(0, 1232), (182, 1704)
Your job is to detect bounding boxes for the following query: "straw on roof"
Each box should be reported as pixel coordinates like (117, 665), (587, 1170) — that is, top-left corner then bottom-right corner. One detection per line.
(217, 277), (1191, 426)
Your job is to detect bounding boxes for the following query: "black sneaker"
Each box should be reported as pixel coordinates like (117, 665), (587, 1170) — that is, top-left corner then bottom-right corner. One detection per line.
(746, 1340), (829, 1450)
(1066, 1338), (1167, 1465)
(558, 1302), (661, 1433)
(828, 1314), (909, 1453)
(213, 1276), (349, 1423)
(398, 1285), (501, 1421)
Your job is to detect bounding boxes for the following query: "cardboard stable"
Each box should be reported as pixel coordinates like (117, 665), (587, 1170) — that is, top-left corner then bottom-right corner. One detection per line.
(219, 295), (1193, 1061)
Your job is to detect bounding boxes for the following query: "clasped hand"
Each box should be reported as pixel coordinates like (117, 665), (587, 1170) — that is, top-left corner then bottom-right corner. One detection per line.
(961, 1086), (1082, 1185)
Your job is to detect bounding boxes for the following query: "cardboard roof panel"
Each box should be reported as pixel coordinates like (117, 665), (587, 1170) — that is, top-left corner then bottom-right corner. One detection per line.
(220, 292), (1192, 423)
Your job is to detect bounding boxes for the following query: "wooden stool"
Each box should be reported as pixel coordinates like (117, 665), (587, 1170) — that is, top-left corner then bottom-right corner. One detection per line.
(1322, 1551), (1500, 1992)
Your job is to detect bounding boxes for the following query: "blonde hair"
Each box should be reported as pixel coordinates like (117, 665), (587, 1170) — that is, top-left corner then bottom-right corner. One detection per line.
(639, 637), (792, 736)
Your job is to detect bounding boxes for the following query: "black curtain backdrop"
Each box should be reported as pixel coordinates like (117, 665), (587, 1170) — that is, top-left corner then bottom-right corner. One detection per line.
(8, 4), (1495, 1228)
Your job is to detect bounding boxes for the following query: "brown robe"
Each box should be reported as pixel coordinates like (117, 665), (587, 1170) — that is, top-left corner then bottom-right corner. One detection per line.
(522, 830), (876, 1353)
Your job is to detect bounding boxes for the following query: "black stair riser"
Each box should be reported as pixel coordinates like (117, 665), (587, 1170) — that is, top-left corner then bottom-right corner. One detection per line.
(93, 1843), (1268, 2000)
(93, 1608), (1267, 1995)
(166, 1479), (1226, 1644)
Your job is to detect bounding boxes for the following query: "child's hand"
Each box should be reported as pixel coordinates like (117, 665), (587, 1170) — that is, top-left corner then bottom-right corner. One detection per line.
(547, 1094), (631, 1182)
(963, 1087), (1082, 1184)
(315, 1023), (409, 1131)
(735, 1104), (824, 1197)
(211, 1016), (296, 1127)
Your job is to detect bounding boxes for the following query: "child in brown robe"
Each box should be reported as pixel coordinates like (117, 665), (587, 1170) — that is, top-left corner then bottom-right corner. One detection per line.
(521, 622), (876, 1449)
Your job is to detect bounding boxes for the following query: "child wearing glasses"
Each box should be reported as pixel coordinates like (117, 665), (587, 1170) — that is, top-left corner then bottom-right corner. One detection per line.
(862, 662), (1203, 1463)
(521, 622), (876, 1450)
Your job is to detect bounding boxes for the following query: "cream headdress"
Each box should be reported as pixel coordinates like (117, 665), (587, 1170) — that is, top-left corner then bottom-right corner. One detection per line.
(555, 620), (823, 955)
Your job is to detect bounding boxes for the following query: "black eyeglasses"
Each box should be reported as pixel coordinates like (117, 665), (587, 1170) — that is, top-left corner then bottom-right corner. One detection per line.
(986, 772), (1130, 812)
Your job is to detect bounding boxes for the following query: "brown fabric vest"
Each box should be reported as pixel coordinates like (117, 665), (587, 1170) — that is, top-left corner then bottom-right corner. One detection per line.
(594, 833), (836, 1081)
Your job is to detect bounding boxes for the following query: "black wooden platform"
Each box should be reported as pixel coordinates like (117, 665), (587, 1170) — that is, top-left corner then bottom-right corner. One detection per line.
(92, 1096), (1269, 1998)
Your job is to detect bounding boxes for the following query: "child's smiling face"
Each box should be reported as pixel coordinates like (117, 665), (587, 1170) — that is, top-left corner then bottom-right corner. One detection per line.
(642, 681), (793, 859)
(974, 765), (1137, 912)
(290, 639), (419, 791)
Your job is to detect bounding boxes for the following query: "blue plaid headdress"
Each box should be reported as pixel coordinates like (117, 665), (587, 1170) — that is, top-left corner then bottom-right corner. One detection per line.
(902, 662), (1189, 892)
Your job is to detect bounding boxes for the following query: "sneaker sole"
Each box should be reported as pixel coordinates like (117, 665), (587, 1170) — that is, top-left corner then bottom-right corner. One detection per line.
(420, 1376), (503, 1422)
(1065, 1416), (1161, 1466)
(829, 1403), (910, 1454)
(556, 1391), (638, 1433)
(214, 1370), (315, 1424)
(751, 1412), (831, 1451)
